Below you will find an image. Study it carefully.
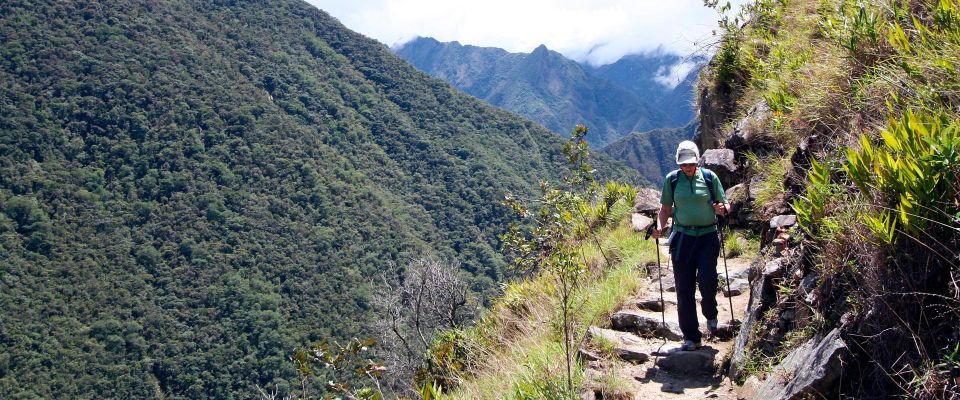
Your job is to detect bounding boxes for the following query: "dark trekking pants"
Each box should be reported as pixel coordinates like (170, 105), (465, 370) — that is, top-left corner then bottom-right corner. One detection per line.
(670, 231), (721, 343)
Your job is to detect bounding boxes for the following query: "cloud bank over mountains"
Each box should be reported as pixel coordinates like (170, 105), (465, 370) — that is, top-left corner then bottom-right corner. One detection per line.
(306, 0), (747, 66)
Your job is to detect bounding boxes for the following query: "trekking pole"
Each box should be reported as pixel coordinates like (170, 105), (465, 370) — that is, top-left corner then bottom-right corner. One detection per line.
(716, 210), (736, 326)
(644, 224), (666, 332)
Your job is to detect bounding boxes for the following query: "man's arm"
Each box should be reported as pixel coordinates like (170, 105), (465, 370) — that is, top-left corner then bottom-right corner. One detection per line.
(652, 204), (672, 239)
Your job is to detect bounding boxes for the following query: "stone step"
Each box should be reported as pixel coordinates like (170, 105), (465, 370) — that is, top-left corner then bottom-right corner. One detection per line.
(624, 296), (676, 312)
(653, 345), (720, 375)
(585, 326), (650, 364)
(610, 310), (683, 341)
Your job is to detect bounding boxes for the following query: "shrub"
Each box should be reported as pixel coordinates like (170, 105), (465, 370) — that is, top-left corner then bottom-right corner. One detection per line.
(845, 110), (960, 243)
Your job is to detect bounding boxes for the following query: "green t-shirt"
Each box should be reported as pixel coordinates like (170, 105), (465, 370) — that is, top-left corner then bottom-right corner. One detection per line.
(660, 168), (728, 236)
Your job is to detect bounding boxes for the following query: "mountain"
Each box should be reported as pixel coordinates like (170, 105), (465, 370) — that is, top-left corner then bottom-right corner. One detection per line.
(0, 1), (637, 398)
(585, 52), (705, 127)
(394, 37), (686, 147)
(600, 121), (699, 184)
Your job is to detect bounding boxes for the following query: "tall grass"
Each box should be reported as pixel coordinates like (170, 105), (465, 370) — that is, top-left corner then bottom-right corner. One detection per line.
(443, 203), (656, 399)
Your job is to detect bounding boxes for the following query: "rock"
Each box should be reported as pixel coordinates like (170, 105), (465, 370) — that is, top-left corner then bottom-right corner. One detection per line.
(610, 310), (683, 340)
(626, 296), (674, 312)
(701, 148), (739, 188)
(725, 183), (750, 226)
(655, 347), (718, 374)
(710, 320), (741, 340)
(748, 176), (763, 203)
(664, 275), (677, 291)
(634, 187), (661, 215)
(722, 278), (749, 297)
(729, 273), (777, 381)
(769, 214), (798, 229)
(752, 328), (847, 399)
(586, 326), (651, 364)
(801, 273), (819, 304)
(579, 390), (596, 400)
(578, 348), (601, 362)
(661, 382), (685, 394)
(614, 347), (650, 364)
(763, 258), (785, 279)
(738, 375), (761, 399)
(725, 101), (770, 151)
(729, 266), (751, 281)
(631, 213), (655, 233)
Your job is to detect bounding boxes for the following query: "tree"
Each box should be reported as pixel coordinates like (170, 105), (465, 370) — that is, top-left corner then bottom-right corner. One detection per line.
(370, 259), (476, 395)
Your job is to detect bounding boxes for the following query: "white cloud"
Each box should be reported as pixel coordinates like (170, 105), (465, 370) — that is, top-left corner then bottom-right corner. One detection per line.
(305, 0), (748, 66)
(654, 60), (703, 89)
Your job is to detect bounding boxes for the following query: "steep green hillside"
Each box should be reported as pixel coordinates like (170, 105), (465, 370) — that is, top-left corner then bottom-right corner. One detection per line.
(696, 0), (960, 397)
(0, 1), (637, 398)
(600, 121), (698, 183)
(394, 38), (674, 147)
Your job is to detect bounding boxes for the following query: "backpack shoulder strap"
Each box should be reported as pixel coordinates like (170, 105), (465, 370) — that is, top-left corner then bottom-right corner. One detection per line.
(700, 168), (717, 204)
(669, 169), (681, 200)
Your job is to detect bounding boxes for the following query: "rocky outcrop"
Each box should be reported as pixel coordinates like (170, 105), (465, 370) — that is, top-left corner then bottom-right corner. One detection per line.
(748, 328), (847, 399)
(701, 148), (739, 189)
(729, 257), (779, 381)
(723, 101), (771, 155)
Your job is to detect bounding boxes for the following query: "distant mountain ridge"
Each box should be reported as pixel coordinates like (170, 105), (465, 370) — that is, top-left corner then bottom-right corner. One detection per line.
(394, 37), (703, 147)
(600, 122), (700, 184)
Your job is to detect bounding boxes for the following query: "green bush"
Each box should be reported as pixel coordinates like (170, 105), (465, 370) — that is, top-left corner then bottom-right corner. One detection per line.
(845, 110), (960, 242)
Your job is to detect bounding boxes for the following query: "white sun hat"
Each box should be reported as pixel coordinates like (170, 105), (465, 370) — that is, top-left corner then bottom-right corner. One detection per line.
(675, 140), (700, 165)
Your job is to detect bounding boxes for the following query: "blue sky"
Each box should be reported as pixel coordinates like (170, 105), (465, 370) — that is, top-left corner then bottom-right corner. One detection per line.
(305, 0), (748, 66)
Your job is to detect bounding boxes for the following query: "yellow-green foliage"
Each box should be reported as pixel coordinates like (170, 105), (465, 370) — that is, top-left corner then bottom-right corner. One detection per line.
(845, 111), (960, 242)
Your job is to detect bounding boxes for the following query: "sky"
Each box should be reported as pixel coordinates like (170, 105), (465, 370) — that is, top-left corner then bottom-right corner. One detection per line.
(304, 0), (747, 67)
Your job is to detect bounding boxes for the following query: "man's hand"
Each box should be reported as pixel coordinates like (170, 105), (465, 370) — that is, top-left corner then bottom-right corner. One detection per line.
(651, 227), (662, 240)
(714, 203), (729, 216)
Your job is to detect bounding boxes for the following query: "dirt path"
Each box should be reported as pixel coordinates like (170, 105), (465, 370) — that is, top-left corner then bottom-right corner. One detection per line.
(582, 236), (753, 399)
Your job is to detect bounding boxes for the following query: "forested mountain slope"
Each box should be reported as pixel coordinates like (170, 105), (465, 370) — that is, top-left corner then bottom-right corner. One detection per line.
(600, 121), (699, 183)
(394, 37), (686, 147)
(0, 1), (637, 398)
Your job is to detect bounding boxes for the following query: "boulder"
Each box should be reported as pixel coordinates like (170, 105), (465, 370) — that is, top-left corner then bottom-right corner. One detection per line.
(610, 310), (683, 340)
(701, 148), (739, 189)
(634, 187), (662, 215)
(751, 328), (847, 399)
(579, 390), (597, 400)
(631, 213), (655, 233)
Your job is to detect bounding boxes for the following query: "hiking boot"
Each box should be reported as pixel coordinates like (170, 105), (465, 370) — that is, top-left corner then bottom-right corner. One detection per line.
(681, 339), (700, 351)
(707, 319), (719, 333)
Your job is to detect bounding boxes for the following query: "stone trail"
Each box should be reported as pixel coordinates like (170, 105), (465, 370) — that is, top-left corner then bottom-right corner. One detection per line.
(581, 233), (753, 400)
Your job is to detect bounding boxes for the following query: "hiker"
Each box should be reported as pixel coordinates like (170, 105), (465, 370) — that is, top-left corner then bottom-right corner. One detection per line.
(651, 140), (730, 351)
